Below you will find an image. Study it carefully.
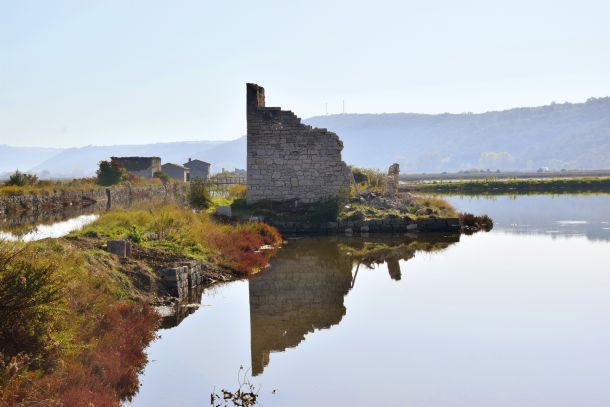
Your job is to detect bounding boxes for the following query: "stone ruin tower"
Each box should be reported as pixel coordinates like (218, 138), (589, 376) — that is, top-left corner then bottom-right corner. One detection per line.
(246, 83), (351, 205)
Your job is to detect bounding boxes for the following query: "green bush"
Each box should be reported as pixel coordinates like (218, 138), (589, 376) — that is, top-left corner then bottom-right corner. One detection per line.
(127, 225), (145, 243)
(350, 167), (386, 195)
(188, 178), (212, 208)
(352, 167), (369, 184)
(4, 170), (38, 186)
(153, 171), (170, 184)
(0, 244), (64, 360)
(96, 160), (126, 186)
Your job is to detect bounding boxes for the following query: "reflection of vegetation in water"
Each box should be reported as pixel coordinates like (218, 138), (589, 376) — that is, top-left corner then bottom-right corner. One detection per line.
(339, 234), (460, 281)
(210, 366), (274, 407)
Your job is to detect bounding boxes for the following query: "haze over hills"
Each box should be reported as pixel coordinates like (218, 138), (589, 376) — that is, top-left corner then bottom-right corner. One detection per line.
(306, 97), (610, 172)
(0, 145), (64, 176)
(2, 97), (610, 178)
(26, 141), (224, 178)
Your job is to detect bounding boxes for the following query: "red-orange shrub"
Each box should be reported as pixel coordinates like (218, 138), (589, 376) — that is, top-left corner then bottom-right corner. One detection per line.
(2, 303), (159, 406)
(204, 222), (282, 274)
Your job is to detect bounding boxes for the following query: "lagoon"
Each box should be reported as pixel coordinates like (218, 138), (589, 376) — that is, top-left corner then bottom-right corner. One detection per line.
(130, 194), (610, 406)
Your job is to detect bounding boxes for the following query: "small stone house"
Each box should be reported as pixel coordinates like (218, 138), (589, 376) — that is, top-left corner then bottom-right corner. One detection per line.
(161, 163), (190, 182)
(183, 158), (211, 181)
(111, 156), (161, 179)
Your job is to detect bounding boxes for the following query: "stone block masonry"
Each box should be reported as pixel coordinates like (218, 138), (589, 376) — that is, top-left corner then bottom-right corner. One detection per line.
(246, 83), (351, 205)
(107, 239), (132, 257)
(159, 261), (207, 301)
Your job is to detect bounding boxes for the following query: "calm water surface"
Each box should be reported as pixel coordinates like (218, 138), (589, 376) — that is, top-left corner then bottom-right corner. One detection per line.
(0, 214), (98, 241)
(130, 194), (610, 406)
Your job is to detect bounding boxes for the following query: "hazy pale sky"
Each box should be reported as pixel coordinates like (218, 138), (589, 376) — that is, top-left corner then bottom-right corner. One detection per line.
(2, 0), (610, 147)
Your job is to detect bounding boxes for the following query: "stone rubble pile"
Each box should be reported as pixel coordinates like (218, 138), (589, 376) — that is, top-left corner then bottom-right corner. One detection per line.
(352, 189), (415, 212)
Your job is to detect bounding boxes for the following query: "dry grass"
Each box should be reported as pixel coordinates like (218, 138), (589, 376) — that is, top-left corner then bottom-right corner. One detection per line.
(74, 203), (282, 274)
(0, 177), (163, 196)
(413, 195), (458, 217)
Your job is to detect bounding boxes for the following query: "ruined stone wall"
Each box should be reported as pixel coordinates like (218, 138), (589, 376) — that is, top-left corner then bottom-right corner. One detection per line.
(246, 83), (351, 205)
(0, 184), (187, 225)
(111, 157), (161, 179)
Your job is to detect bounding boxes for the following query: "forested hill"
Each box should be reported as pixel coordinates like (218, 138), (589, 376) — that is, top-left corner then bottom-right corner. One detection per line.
(304, 97), (610, 172)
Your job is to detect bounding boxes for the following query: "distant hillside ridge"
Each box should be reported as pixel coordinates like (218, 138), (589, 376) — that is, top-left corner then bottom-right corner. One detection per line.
(2, 97), (609, 178)
(0, 145), (64, 175)
(304, 97), (610, 172)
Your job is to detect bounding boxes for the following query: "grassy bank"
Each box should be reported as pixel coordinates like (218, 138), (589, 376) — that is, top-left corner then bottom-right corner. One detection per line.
(0, 204), (281, 405)
(403, 177), (610, 195)
(73, 204), (282, 274)
(0, 239), (159, 406)
(0, 177), (167, 197)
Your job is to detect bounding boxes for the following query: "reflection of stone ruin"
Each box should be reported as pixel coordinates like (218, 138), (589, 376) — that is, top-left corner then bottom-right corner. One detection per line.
(248, 238), (353, 375)
(246, 83), (351, 205)
(248, 234), (460, 375)
(341, 234), (460, 283)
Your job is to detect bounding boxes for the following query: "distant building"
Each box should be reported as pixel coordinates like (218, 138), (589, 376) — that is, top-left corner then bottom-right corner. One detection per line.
(162, 163), (190, 182)
(183, 158), (210, 181)
(111, 156), (161, 179)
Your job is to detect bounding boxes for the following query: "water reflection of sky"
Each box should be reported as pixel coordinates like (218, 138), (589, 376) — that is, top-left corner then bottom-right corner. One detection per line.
(0, 214), (98, 241)
(130, 195), (610, 406)
(444, 194), (610, 241)
(131, 230), (610, 406)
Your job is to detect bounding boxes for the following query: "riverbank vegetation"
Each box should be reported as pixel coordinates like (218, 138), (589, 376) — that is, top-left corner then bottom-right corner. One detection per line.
(0, 239), (159, 406)
(73, 204), (282, 275)
(404, 177), (610, 195)
(0, 203), (281, 405)
(0, 171), (166, 197)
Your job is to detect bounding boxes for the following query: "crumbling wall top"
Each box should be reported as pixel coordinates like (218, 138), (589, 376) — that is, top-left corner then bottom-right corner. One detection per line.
(247, 83), (266, 113)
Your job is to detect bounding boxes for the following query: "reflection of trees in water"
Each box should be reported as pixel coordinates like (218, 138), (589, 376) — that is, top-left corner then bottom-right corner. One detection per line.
(248, 234), (459, 375)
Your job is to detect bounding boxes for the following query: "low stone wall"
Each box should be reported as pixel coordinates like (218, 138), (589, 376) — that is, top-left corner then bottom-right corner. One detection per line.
(0, 183), (186, 220)
(159, 261), (206, 301)
(268, 217), (461, 235)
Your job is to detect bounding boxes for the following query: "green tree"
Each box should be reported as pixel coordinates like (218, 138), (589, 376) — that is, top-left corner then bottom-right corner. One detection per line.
(153, 171), (170, 184)
(4, 170), (38, 186)
(188, 178), (212, 208)
(0, 244), (64, 359)
(96, 160), (126, 186)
